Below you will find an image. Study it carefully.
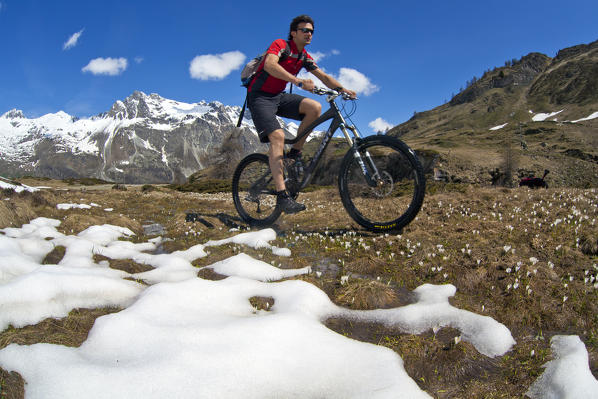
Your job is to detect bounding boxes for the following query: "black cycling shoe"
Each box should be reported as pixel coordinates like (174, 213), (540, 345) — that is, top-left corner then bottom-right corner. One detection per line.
(286, 148), (303, 161)
(276, 191), (306, 214)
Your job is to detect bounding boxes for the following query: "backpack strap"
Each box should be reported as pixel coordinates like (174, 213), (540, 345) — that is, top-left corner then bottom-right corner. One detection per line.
(239, 40), (293, 124)
(236, 93), (247, 128)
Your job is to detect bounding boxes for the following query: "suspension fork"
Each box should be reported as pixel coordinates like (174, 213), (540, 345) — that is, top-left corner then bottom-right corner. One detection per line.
(338, 123), (381, 188)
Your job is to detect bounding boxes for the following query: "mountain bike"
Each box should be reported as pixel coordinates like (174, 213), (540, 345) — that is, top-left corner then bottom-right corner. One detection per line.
(231, 87), (425, 233)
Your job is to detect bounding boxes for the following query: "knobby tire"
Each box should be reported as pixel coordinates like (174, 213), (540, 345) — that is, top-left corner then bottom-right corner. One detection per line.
(232, 153), (282, 227)
(338, 135), (425, 232)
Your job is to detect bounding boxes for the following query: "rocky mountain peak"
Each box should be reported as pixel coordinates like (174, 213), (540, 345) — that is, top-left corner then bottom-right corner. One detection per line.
(449, 52), (551, 106)
(554, 39), (598, 62)
(106, 91), (153, 120)
(2, 109), (25, 119)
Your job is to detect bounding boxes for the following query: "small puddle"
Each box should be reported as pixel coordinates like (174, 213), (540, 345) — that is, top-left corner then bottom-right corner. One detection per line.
(310, 257), (341, 278)
(142, 222), (166, 236)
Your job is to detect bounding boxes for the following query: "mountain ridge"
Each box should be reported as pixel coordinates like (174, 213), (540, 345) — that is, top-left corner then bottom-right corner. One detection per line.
(0, 91), (285, 183)
(2, 39), (597, 187)
(388, 39), (598, 187)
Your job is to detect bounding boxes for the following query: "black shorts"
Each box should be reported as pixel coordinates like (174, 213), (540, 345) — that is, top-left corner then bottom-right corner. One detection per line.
(247, 91), (306, 143)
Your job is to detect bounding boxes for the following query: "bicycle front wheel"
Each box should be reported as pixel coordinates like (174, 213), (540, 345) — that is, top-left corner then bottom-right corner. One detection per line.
(232, 153), (281, 227)
(338, 136), (425, 232)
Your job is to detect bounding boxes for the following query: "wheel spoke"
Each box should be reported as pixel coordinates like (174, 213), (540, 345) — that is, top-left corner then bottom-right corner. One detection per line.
(232, 154), (281, 226)
(339, 137), (425, 232)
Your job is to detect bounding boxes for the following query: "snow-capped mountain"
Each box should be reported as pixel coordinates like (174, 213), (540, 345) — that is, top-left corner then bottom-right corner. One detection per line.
(0, 91), (298, 183)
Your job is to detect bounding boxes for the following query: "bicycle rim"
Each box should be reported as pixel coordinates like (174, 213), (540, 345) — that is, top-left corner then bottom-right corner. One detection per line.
(232, 153), (281, 227)
(339, 136), (425, 232)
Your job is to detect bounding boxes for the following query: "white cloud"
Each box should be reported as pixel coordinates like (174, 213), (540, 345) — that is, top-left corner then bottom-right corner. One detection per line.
(369, 117), (393, 133)
(310, 51), (326, 62)
(298, 66), (378, 97)
(63, 29), (84, 50)
(309, 50), (340, 63)
(134, 57), (144, 64)
(338, 68), (379, 96)
(189, 51), (246, 80)
(82, 57), (128, 76)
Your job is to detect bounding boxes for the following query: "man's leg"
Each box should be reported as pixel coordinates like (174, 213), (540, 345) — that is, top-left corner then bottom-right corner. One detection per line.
(268, 129), (286, 192)
(291, 98), (322, 152)
(268, 129), (306, 214)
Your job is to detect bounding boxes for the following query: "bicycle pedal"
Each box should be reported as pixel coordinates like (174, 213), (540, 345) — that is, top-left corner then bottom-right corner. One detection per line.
(245, 194), (259, 203)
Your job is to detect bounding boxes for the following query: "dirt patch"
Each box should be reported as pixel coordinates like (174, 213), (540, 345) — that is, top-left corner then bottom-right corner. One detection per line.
(42, 245), (66, 264)
(93, 255), (154, 274)
(59, 213), (143, 236)
(0, 194), (38, 229)
(0, 368), (24, 399)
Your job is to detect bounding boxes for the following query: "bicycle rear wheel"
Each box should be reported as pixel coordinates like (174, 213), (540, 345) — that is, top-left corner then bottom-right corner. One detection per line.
(232, 153), (281, 227)
(338, 135), (425, 232)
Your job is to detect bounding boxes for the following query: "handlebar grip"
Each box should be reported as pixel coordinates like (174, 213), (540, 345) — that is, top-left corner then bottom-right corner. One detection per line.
(312, 86), (356, 100)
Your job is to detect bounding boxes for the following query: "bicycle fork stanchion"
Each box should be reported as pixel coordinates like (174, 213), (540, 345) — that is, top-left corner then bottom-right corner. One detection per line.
(341, 125), (382, 189)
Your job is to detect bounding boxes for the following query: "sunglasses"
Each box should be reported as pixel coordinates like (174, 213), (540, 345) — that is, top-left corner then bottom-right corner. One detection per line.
(297, 27), (314, 34)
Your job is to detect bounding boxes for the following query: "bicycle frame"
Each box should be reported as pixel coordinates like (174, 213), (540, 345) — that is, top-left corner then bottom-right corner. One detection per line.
(284, 91), (381, 190)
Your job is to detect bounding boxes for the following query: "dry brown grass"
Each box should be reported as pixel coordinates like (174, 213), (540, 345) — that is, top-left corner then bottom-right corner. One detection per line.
(1, 180), (597, 398)
(0, 191), (39, 229)
(335, 279), (401, 309)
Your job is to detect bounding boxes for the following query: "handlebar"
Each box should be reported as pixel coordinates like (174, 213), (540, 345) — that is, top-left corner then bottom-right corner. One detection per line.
(312, 87), (356, 101)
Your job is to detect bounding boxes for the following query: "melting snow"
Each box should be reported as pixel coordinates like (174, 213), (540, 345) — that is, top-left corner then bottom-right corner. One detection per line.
(0, 178), (38, 193)
(490, 123), (508, 131)
(571, 111), (598, 123)
(56, 203), (92, 210)
(0, 216), (595, 397)
(526, 335), (598, 399)
(532, 110), (563, 121)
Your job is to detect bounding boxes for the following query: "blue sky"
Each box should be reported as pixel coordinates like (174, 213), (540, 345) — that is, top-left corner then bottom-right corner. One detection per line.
(0, 0), (596, 134)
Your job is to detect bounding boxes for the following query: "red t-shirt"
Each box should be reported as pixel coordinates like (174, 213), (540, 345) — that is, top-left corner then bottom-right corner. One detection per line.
(248, 39), (318, 94)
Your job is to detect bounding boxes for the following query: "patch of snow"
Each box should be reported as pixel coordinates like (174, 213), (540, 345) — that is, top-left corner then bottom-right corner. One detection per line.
(205, 228), (291, 257)
(571, 111), (598, 123)
(57, 203), (92, 210)
(204, 253), (310, 281)
(0, 216), (584, 398)
(532, 110), (563, 122)
(490, 123), (508, 131)
(0, 178), (38, 193)
(526, 335), (598, 399)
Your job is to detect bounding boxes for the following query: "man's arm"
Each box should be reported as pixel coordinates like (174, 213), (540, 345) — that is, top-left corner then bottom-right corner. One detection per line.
(263, 54), (315, 91)
(310, 68), (356, 98)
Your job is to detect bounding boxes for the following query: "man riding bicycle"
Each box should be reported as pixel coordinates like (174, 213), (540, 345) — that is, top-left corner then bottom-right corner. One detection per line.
(246, 14), (356, 214)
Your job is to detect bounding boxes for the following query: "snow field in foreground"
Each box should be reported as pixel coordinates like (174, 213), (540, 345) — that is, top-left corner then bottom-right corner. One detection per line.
(0, 216), (596, 398)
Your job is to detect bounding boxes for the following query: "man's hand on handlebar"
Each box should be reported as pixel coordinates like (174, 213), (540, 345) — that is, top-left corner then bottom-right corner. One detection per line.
(312, 86), (357, 100)
(296, 78), (316, 92)
(340, 88), (357, 99)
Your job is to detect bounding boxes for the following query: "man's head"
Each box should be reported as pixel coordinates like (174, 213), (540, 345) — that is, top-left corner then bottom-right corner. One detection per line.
(288, 15), (315, 43)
